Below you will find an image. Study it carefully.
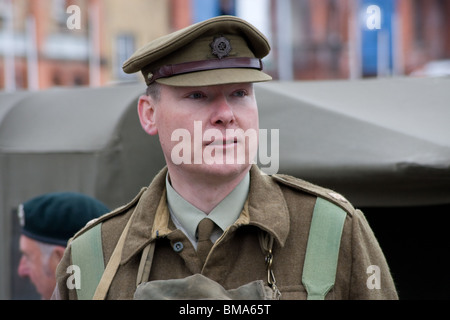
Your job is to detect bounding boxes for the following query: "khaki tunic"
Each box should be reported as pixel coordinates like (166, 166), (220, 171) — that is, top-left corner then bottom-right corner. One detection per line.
(55, 165), (398, 300)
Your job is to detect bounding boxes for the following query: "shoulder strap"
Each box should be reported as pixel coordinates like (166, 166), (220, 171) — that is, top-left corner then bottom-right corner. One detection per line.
(70, 223), (105, 300)
(69, 187), (148, 299)
(302, 197), (347, 300)
(91, 215), (134, 299)
(70, 211), (155, 300)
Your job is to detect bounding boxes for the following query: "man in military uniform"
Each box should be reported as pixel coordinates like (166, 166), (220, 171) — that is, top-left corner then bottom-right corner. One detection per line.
(54, 16), (398, 300)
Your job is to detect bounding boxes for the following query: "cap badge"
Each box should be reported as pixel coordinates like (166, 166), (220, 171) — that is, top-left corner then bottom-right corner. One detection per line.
(18, 204), (25, 227)
(210, 36), (231, 59)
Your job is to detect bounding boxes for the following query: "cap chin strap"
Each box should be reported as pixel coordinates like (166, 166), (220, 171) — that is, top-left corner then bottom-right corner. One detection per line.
(146, 57), (263, 85)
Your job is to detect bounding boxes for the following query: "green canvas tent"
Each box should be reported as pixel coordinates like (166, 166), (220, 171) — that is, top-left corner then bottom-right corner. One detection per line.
(256, 77), (450, 207)
(0, 84), (166, 299)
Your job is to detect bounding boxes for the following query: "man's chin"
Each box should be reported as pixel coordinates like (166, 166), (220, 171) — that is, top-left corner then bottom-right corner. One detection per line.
(175, 162), (252, 179)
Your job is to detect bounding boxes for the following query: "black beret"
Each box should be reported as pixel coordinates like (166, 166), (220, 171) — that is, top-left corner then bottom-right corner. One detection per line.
(18, 192), (109, 246)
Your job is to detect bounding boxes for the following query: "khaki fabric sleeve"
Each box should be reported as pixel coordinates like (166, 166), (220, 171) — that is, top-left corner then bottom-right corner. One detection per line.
(348, 209), (398, 299)
(55, 242), (80, 300)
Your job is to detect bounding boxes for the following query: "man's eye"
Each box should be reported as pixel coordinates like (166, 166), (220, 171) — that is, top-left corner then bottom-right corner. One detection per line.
(187, 92), (205, 99)
(233, 90), (247, 97)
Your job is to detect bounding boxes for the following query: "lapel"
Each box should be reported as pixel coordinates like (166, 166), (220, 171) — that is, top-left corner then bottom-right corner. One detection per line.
(119, 165), (290, 265)
(247, 165), (290, 247)
(120, 167), (168, 265)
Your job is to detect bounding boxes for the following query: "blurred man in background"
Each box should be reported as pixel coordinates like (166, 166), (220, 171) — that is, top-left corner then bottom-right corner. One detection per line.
(17, 192), (109, 299)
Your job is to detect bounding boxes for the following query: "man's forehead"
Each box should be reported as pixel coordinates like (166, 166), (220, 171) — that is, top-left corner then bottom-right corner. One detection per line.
(19, 234), (39, 252)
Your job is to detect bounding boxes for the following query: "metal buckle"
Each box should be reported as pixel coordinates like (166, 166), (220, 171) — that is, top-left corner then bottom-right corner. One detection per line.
(265, 249), (281, 299)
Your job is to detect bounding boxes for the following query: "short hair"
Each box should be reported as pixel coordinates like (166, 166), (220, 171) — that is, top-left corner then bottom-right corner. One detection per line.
(146, 82), (161, 101)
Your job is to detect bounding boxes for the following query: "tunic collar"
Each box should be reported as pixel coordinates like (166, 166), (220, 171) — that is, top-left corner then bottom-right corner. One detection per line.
(120, 165), (290, 265)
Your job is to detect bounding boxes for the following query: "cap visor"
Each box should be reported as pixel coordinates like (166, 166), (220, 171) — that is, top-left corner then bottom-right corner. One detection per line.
(155, 68), (272, 87)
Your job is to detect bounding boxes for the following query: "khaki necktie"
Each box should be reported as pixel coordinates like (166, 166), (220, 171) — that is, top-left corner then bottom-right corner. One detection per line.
(196, 218), (215, 265)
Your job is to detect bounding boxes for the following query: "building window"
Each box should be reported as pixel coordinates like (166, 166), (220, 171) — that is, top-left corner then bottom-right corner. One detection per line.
(52, 0), (69, 29)
(220, 0), (236, 15)
(412, 0), (425, 48)
(192, 0), (236, 23)
(116, 34), (136, 81)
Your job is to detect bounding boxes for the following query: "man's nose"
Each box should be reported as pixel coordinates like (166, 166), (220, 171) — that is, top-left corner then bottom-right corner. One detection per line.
(210, 96), (235, 126)
(17, 255), (29, 278)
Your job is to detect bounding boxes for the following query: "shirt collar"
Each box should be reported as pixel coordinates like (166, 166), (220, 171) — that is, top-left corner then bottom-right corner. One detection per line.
(165, 172), (250, 240)
(120, 165), (290, 265)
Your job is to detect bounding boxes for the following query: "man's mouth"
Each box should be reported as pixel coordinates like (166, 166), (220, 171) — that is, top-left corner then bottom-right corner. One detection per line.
(207, 137), (238, 146)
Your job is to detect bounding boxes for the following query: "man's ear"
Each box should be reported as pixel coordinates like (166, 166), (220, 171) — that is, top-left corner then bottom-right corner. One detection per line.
(49, 246), (65, 274)
(137, 95), (158, 135)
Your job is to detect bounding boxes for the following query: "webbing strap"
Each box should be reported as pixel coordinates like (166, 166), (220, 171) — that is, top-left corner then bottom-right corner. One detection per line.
(136, 241), (156, 287)
(92, 216), (134, 300)
(71, 223), (104, 300)
(302, 197), (347, 300)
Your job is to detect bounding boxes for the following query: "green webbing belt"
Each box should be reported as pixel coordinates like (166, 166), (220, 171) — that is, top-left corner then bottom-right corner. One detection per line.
(70, 197), (347, 300)
(70, 223), (104, 300)
(302, 197), (347, 300)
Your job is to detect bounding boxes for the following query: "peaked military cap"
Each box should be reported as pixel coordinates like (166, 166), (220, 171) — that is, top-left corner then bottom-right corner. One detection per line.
(122, 15), (272, 86)
(18, 192), (110, 246)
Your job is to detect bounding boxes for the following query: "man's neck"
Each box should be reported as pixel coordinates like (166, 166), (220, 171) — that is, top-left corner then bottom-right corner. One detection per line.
(167, 165), (251, 214)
